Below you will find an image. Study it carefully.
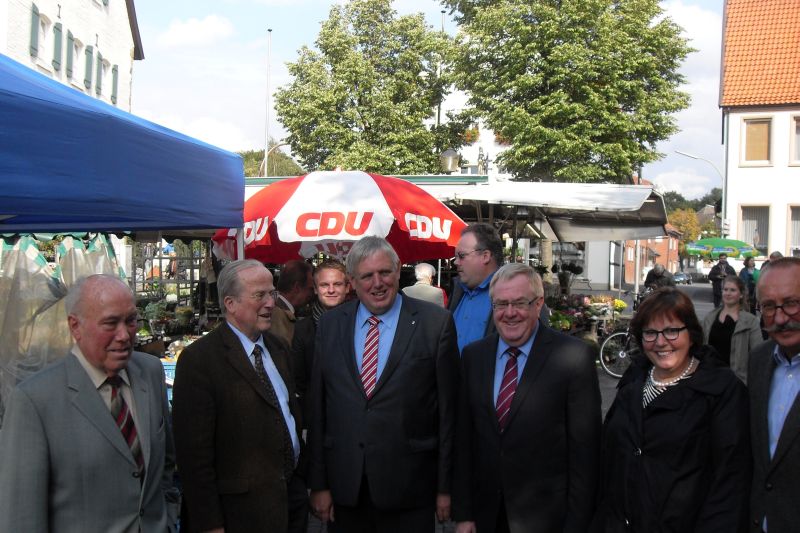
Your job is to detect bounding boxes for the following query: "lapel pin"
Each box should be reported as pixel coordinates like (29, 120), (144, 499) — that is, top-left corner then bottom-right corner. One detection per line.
(411, 320), (416, 325)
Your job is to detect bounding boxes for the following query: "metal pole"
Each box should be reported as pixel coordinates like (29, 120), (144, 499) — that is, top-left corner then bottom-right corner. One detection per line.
(675, 150), (726, 235)
(263, 28), (273, 177)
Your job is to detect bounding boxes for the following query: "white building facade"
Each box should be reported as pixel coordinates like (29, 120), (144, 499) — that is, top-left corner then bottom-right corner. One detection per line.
(724, 109), (800, 257)
(2, 0), (142, 111)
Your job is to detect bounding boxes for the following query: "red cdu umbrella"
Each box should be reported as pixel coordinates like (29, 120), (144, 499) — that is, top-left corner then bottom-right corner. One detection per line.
(213, 170), (467, 263)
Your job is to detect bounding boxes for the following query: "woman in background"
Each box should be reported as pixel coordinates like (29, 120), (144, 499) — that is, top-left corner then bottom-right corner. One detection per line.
(593, 287), (750, 533)
(739, 256), (758, 311)
(702, 275), (762, 384)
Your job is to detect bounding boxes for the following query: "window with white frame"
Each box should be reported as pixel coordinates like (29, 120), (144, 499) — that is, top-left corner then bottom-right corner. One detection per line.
(627, 247), (633, 261)
(741, 206), (770, 256)
(742, 118), (772, 164)
(791, 116), (800, 165)
(790, 207), (800, 250)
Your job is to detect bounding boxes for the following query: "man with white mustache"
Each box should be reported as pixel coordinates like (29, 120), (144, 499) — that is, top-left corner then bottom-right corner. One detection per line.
(749, 257), (800, 533)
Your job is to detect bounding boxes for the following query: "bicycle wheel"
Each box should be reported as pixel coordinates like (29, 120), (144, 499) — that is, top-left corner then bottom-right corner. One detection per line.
(599, 332), (635, 378)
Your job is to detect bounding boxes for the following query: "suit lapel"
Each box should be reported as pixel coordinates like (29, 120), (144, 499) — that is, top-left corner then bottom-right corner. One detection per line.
(477, 335), (502, 434)
(751, 343), (777, 468)
(219, 323), (277, 409)
(371, 299), (418, 398)
(127, 356), (152, 470)
(337, 302), (364, 395)
(504, 325), (553, 431)
(66, 355), (137, 467)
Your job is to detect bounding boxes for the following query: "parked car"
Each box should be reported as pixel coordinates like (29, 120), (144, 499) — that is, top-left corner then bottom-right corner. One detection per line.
(673, 271), (692, 285)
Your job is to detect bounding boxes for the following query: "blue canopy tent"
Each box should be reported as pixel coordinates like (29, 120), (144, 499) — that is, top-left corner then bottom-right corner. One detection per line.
(0, 53), (243, 233)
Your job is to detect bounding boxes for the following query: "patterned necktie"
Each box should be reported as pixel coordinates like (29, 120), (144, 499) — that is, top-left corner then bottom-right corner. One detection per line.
(496, 347), (521, 431)
(361, 316), (380, 399)
(252, 344), (295, 479)
(107, 376), (144, 473)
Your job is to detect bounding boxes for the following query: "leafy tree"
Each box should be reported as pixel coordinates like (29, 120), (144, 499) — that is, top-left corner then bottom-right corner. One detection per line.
(237, 143), (304, 177)
(662, 190), (691, 213)
(668, 208), (701, 258)
(690, 187), (722, 212)
(443, 0), (693, 182)
(275, 0), (468, 174)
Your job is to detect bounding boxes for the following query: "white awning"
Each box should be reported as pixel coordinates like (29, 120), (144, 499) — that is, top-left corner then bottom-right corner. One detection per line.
(423, 181), (667, 242)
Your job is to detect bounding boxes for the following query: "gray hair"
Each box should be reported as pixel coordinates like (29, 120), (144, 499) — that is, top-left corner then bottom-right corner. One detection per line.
(217, 259), (267, 312)
(65, 274), (133, 317)
(757, 257), (800, 301)
(345, 236), (399, 277)
(489, 263), (544, 298)
(414, 263), (435, 281)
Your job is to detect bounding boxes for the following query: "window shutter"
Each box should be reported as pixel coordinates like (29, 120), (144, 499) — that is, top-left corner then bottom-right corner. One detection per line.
(66, 31), (74, 78)
(30, 4), (40, 57)
(111, 65), (119, 105)
(52, 23), (62, 71)
(96, 52), (103, 95)
(84, 46), (93, 89)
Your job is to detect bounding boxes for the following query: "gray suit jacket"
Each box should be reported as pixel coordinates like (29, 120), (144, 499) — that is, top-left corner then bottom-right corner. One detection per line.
(748, 340), (800, 533)
(0, 351), (177, 533)
(308, 296), (459, 509)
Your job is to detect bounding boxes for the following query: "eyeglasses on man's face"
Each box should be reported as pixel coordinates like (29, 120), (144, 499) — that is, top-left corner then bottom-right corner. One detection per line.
(641, 326), (687, 342)
(453, 249), (486, 261)
(760, 299), (800, 318)
(491, 299), (537, 312)
(248, 289), (279, 303)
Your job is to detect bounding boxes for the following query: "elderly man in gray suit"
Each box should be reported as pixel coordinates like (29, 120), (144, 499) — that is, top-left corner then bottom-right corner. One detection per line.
(402, 262), (447, 307)
(0, 274), (178, 532)
(749, 257), (800, 533)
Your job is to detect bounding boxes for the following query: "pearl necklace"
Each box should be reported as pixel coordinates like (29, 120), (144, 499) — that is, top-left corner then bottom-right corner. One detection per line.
(649, 357), (698, 387)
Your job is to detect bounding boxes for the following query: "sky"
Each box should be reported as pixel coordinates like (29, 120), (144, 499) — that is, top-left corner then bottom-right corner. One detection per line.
(131, 0), (725, 200)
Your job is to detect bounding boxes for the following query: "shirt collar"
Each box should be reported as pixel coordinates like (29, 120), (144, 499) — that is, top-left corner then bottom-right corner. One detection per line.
(227, 321), (265, 356)
(458, 270), (495, 295)
(70, 345), (130, 389)
(277, 293), (295, 314)
(497, 325), (538, 360)
(356, 293), (403, 329)
(771, 343), (800, 366)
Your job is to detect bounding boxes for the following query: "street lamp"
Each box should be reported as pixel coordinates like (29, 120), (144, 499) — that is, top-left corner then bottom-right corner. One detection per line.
(439, 149), (460, 174)
(675, 150), (728, 236)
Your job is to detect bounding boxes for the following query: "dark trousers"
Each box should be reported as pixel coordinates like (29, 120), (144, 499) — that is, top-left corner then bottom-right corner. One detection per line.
(329, 476), (435, 533)
(288, 474), (309, 533)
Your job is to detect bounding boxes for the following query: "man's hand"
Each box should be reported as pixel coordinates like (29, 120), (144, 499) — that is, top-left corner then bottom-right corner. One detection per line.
(436, 493), (451, 522)
(310, 490), (335, 523)
(456, 521), (477, 533)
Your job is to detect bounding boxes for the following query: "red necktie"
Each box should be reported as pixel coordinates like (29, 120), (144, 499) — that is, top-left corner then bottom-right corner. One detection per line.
(496, 348), (521, 431)
(107, 376), (144, 473)
(361, 316), (380, 398)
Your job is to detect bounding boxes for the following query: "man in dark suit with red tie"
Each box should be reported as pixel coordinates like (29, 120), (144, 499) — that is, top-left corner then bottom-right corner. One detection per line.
(453, 263), (601, 533)
(308, 236), (460, 533)
(172, 260), (306, 533)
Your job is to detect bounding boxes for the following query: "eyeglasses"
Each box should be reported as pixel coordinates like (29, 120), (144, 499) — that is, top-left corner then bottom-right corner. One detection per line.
(641, 326), (687, 342)
(249, 289), (279, 303)
(491, 299), (537, 312)
(453, 249), (486, 261)
(760, 299), (800, 318)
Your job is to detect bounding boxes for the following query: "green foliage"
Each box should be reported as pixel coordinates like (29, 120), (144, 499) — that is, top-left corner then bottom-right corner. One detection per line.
(443, 0), (693, 182)
(238, 144), (304, 177)
(661, 187), (722, 213)
(668, 208), (701, 257)
(274, 0), (467, 174)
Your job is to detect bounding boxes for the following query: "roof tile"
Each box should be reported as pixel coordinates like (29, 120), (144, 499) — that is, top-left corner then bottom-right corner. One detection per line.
(721, 0), (800, 106)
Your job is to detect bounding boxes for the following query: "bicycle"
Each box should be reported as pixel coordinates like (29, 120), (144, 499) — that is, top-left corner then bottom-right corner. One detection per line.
(598, 327), (641, 378)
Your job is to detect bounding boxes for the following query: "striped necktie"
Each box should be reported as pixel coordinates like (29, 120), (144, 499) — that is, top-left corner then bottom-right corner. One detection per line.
(496, 347), (521, 431)
(361, 316), (380, 399)
(107, 376), (144, 474)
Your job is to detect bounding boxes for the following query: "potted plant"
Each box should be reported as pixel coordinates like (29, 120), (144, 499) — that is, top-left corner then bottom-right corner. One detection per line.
(144, 300), (169, 336)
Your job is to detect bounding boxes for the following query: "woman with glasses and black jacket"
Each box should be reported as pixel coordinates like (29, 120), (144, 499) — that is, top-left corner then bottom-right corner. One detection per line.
(591, 287), (751, 533)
